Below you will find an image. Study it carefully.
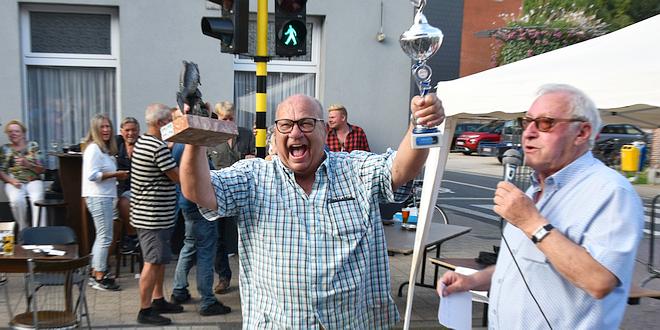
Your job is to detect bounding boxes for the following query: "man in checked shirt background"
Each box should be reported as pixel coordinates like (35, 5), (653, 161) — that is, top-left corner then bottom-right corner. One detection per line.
(179, 93), (443, 328)
(325, 103), (371, 152)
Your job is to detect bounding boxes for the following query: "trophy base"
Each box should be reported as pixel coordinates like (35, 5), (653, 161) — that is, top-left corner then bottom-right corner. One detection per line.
(411, 127), (443, 149)
(161, 115), (238, 147)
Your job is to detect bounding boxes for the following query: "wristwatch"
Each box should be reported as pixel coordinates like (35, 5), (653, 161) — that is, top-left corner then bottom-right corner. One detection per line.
(531, 224), (554, 244)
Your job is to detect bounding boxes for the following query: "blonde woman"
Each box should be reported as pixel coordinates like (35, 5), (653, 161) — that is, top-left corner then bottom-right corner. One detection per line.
(0, 120), (45, 231)
(82, 114), (128, 291)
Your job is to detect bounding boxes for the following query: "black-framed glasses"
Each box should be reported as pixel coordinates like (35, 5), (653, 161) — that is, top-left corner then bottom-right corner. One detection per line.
(522, 116), (586, 132)
(274, 118), (323, 134)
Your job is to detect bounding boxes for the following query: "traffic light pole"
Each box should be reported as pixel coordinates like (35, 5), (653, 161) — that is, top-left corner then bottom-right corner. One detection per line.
(254, 0), (269, 159)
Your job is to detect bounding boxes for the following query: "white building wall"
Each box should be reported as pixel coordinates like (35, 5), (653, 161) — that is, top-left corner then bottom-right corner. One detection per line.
(0, 0), (416, 203)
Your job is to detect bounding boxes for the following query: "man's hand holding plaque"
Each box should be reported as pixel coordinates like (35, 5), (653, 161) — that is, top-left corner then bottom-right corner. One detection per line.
(161, 60), (237, 146)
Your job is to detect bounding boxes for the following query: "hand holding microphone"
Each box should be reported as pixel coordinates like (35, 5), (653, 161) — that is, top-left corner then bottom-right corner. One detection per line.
(494, 149), (544, 234)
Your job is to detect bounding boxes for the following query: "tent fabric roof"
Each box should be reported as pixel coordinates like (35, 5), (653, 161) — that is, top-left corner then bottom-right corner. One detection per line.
(436, 14), (660, 128)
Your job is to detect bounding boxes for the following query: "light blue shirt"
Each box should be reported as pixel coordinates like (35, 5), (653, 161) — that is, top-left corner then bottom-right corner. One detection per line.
(489, 151), (644, 329)
(202, 151), (399, 329)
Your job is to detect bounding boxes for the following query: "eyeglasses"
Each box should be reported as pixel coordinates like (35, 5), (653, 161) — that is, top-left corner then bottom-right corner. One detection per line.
(274, 118), (323, 134)
(522, 116), (586, 132)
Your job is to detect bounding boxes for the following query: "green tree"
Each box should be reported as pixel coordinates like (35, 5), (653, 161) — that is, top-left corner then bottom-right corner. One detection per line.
(492, 0), (660, 65)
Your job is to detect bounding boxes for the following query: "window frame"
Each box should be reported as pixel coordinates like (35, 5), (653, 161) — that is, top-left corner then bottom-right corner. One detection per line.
(233, 15), (322, 98)
(19, 3), (121, 163)
(20, 4), (120, 67)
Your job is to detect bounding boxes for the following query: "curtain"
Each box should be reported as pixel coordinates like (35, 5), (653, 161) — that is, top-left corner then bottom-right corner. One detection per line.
(26, 66), (116, 168)
(233, 71), (315, 129)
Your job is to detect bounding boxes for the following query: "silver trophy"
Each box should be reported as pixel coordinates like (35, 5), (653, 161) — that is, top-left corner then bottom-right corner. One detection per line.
(400, 0), (444, 148)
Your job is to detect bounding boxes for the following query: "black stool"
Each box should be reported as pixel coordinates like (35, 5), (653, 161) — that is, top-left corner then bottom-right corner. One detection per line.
(113, 219), (142, 278)
(33, 199), (67, 227)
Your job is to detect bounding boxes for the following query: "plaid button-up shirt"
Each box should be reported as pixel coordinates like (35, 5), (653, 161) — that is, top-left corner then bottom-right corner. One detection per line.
(202, 150), (399, 329)
(326, 123), (371, 152)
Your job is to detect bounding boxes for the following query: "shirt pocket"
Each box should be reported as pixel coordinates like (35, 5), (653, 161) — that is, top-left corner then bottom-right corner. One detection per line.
(326, 199), (369, 241)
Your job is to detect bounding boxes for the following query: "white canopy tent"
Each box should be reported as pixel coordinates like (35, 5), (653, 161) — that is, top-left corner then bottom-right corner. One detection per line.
(437, 14), (660, 128)
(402, 15), (660, 329)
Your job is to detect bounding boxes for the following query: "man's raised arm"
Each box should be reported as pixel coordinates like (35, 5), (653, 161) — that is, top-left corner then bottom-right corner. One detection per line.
(391, 94), (445, 190)
(180, 145), (217, 210)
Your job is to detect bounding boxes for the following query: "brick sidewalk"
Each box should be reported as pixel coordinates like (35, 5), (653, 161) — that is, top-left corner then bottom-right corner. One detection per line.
(2, 211), (657, 329)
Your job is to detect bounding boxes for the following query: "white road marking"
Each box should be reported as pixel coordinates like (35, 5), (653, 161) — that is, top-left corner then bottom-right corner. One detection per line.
(472, 204), (494, 211)
(439, 204), (501, 222)
(442, 179), (496, 192)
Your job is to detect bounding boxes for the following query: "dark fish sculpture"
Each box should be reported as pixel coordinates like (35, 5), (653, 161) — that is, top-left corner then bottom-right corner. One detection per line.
(176, 60), (208, 117)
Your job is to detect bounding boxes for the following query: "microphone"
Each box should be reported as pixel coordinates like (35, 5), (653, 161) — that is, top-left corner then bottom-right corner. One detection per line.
(500, 149), (522, 231)
(501, 149), (522, 183)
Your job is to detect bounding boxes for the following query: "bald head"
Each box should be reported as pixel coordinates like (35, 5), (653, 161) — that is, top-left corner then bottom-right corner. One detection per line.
(276, 95), (324, 120)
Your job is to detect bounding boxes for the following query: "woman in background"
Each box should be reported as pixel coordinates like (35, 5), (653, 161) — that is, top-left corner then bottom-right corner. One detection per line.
(82, 114), (127, 291)
(0, 120), (45, 231)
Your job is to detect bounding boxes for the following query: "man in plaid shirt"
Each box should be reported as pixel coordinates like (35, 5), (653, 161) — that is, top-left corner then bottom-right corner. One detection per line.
(179, 94), (444, 328)
(326, 104), (371, 152)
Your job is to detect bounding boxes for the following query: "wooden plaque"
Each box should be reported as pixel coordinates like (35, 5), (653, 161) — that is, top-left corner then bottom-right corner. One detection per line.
(161, 114), (238, 147)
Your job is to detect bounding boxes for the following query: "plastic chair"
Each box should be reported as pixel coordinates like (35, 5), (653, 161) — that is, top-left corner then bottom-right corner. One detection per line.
(19, 226), (77, 245)
(9, 255), (91, 330)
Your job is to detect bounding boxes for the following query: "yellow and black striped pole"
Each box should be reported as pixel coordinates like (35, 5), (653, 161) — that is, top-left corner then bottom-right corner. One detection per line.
(254, 0), (269, 158)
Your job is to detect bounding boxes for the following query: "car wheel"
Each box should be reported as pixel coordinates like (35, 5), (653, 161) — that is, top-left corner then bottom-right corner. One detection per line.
(462, 151), (472, 155)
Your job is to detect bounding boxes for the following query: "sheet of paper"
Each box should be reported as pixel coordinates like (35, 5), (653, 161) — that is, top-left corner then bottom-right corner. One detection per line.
(438, 282), (472, 330)
(21, 245), (54, 250)
(47, 249), (66, 256)
(455, 267), (489, 298)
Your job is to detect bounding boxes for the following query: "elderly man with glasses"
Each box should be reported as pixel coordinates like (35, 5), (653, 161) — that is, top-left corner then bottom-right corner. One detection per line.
(178, 94), (444, 328)
(439, 84), (644, 329)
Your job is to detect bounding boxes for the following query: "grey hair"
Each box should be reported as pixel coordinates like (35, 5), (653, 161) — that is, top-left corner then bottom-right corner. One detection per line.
(537, 84), (601, 147)
(120, 116), (140, 129)
(145, 103), (171, 126)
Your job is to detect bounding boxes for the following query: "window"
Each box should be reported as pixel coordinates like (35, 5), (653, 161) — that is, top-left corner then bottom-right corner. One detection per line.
(21, 4), (119, 168)
(624, 125), (643, 135)
(232, 16), (321, 129)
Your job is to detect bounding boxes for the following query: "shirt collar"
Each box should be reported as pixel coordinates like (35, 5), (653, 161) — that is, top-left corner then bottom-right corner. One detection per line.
(272, 150), (331, 180)
(530, 151), (595, 191)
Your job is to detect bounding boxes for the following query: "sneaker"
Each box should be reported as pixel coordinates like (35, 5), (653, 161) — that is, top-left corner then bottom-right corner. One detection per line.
(121, 236), (139, 254)
(170, 292), (191, 304)
(151, 298), (184, 314)
(214, 277), (231, 294)
(200, 301), (232, 316)
(90, 276), (121, 291)
(137, 308), (171, 326)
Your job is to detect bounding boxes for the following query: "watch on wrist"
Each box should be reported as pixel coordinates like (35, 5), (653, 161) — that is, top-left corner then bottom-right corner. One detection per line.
(531, 224), (554, 244)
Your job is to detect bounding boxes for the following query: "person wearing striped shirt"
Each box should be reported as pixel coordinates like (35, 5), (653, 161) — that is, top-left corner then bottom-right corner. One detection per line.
(179, 94), (444, 328)
(130, 103), (182, 326)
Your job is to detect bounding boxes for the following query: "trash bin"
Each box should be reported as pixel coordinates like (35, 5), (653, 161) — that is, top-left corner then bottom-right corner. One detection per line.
(631, 141), (647, 171)
(620, 145), (640, 172)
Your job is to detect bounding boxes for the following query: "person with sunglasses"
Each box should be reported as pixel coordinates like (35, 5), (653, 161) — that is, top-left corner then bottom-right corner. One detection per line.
(178, 93), (444, 328)
(439, 84), (644, 329)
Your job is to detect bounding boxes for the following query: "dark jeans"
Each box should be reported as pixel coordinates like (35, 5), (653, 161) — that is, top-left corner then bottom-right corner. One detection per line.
(215, 217), (234, 280)
(172, 208), (219, 309)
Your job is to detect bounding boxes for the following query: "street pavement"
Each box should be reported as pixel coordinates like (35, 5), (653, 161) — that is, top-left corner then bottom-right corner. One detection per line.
(0, 152), (658, 329)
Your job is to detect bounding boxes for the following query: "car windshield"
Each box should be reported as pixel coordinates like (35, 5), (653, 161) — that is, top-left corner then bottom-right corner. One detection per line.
(475, 121), (503, 133)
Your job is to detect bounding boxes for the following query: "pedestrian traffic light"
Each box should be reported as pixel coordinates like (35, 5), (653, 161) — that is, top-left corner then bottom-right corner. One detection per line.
(201, 0), (248, 54)
(275, 0), (307, 57)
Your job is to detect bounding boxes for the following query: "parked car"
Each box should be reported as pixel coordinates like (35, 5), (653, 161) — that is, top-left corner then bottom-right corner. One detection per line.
(451, 122), (484, 150)
(596, 124), (649, 145)
(593, 123), (650, 167)
(453, 120), (504, 155)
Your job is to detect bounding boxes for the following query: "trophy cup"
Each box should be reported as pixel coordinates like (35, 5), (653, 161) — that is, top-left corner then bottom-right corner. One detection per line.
(161, 60), (237, 146)
(400, 0), (444, 149)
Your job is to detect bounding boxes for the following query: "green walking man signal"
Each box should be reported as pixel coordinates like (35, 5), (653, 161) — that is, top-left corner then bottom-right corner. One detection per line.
(275, 0), (307, 57)
(284, 24), (298, 45)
